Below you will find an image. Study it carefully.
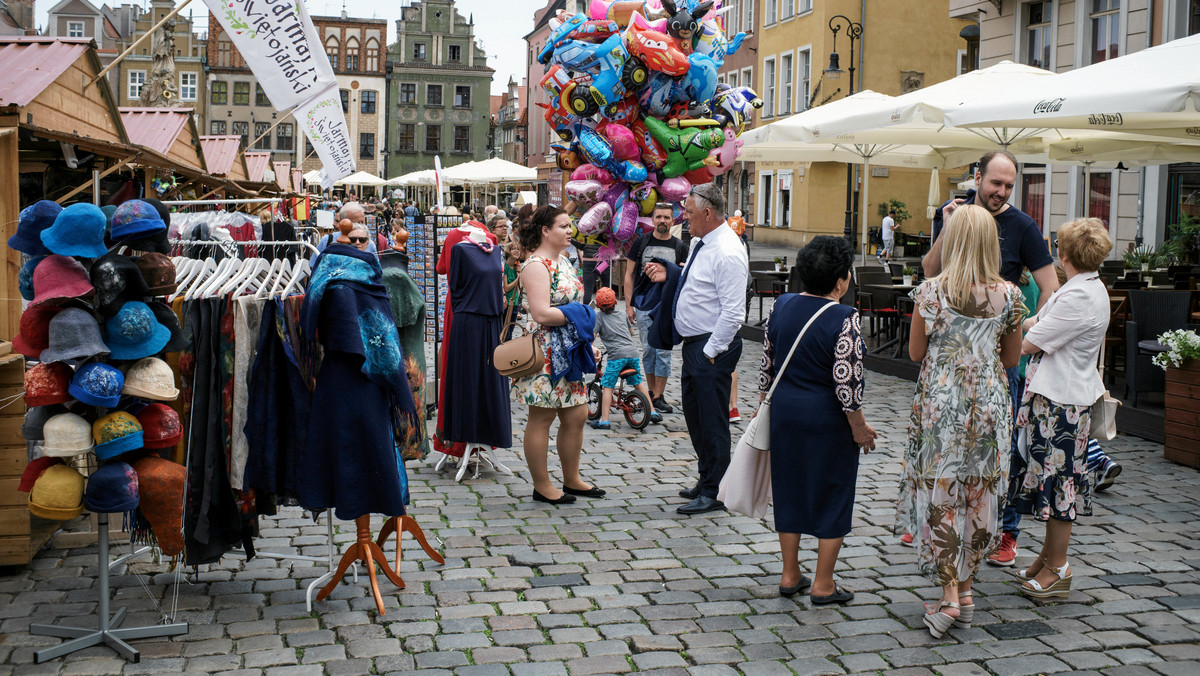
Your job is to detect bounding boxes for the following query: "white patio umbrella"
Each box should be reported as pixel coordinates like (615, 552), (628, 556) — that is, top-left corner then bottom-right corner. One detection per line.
(926, 170), (941, 219)
(397, 169), (438, 186)
(303, 169), (322, 183)
(335, 171), (387, 186)
(944, 33), (1200, 135)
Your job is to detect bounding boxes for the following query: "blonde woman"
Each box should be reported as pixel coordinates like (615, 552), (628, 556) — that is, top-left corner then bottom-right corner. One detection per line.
(1009, 218), (1112, 599)
(896, 204), (1026, 638)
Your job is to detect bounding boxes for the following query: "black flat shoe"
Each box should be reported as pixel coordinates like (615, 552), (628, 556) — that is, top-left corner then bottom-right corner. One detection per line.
(677, 495), (725, 515)
(678, 483), (701, 500)
(532, 489), (576, 505)
(779, 575), (812, 597)
(811, 584), (854, 605)
(563, 484), (606, 498)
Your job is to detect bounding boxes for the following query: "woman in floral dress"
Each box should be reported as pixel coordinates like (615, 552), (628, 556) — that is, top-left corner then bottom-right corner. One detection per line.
(896, 205), (1025, 638)
(511, 205), (602, 505)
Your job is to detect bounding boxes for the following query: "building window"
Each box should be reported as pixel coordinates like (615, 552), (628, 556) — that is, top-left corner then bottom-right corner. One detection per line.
(759, 172), (773, 228)
(276, 123), (294, 151)
(128, 70), (145, 100)
(210, 80), (228, 105)
(254, 122), (271, 150)
(255, 83), (270, 106)
(210, 120), (226, 135)
(1087, 171), (1112, 224)
(305, 137), (314, 157)
(727, 0), (739, 34)
(454, 125), (470, 152)
(1023, 1), (1053, 69)
(67, 21), (84, 38)
(398, 123), (415, 151)
(780, 53), (793, 115)
(360, 132), (375, 159)
(399, 83), (416, 104)
(217, 39), (231, 67)
(781, 0), (793, 21)
(727, 71), (738, 88)
(233, 81), (250, 105)
(449, 44), (461, 62)
(798, 48), (811, 111)
(340, 89), (349, 113)
(413, 43), (427, 60)
(1191, 0), (1200, 35)
(361, 90), (376, 114)
(799, 0), (813, 13)
(232, 121), (249, 149)
(426, 125), (441, 152)
(743, 0), (753, 34)
(1022, 171), (1046, 234)
(765, 0), (776, 26)
(345, 37), (359, 71)
(324, 35), (338, 70)
(763, 58), (776, 117)
(1090, 0), (1121, 64)
(427, 84), (442, 106)
(178, 72), (197, 101)
(365, 39), (380, 71)
(454, 85), (471, 108)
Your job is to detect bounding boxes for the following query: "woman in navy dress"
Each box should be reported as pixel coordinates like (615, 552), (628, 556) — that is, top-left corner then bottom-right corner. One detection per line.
(758, 236), (875, 604)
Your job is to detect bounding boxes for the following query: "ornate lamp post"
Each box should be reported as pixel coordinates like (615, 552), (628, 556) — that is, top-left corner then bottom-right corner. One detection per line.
(825, 14), (863, 246)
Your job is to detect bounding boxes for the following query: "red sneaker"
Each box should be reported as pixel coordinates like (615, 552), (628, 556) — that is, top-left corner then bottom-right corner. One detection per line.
(900, 533), (914, 547)
(729, 407), (741, 423)
(987, 532), (1019, 567)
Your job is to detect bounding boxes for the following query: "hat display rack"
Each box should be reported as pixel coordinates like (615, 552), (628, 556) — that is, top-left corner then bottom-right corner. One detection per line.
(10, 197), (191, 663)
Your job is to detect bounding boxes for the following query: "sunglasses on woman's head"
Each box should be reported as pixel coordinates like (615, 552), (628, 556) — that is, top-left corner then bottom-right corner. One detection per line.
(349, 237), (369, 243)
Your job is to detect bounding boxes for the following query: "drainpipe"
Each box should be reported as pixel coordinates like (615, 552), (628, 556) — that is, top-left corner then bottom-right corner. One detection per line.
(854, 0), (866, 238)
(1136, 0), (1154, 245)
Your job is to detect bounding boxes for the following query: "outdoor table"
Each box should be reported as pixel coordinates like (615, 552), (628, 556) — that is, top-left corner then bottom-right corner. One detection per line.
(863, 284), (914, 355)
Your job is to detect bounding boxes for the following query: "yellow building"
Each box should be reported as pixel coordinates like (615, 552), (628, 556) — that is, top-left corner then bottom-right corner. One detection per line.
(752, 0), (976, 249)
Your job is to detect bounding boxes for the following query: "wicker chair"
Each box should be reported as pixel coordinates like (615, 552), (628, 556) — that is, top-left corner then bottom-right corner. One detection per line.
(1125, 290), (1199, 405)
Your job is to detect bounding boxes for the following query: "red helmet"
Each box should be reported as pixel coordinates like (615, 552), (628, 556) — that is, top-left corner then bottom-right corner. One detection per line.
(595, 287), (617, 308)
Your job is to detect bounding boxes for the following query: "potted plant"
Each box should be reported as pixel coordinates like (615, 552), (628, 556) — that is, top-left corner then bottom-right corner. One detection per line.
(901, 265), (914, 286)
(1125, 245), (1157, 272)
(1154, 329), (1200, 468)
(773, 256), (783, 272)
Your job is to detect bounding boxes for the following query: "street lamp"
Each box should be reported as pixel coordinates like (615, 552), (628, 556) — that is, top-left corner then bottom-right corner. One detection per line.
(827, 14), (862, 246)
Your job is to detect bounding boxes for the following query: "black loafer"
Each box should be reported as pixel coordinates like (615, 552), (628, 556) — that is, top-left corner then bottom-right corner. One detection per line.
(811, 584), (854, 605)
(532, 489), (576, 505)
(563, 484), (606, 498)
(678, 483), (701, 500)
(676, 495), (725, 515)
(780, 575), (812, 597)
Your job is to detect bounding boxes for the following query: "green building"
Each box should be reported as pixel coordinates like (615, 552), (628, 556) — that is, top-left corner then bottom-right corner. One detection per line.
(386, 0), (494, 178)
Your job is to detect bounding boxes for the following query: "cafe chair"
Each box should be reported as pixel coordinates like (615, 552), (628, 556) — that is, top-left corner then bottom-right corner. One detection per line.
(1124, 290), (1199, 406)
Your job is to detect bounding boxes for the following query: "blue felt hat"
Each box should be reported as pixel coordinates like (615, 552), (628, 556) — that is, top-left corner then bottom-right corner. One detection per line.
(18, 255), (46, 301)
(83, 461), (139, 513)
(101, 205), (117, 231)
(92, 412), (144, 460)
(8, 201), (62, 256)
(41, 203), (109, 258)
(68, 362), (124, 408)
(103, 301), (171, 360)
(110, 200), (166, 242)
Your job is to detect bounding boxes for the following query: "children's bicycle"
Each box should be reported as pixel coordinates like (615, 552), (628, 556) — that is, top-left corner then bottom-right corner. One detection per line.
(586, 355), (653, 430)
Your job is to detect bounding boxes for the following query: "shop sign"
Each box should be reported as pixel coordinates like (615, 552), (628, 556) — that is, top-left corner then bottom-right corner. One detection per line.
(295, 87), (356, 188)
(202, 0), (336, 109)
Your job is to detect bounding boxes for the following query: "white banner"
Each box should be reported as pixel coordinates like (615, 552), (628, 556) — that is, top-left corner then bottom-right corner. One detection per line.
(202, 0), (336, 109)
(295, 86), (356, 188)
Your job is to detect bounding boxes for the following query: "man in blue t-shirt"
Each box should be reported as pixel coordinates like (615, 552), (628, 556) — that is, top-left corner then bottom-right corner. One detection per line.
(921, 150), (1059, 569)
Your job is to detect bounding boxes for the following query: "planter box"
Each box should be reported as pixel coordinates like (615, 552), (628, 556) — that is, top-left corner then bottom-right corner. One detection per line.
(1165, 359), (1200, 468)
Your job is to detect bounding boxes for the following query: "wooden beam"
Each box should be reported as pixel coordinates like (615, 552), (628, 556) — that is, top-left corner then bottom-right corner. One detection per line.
(86, 0), (194, 91)
(54, 155), (137, 205)
(1, 124), (19, 339)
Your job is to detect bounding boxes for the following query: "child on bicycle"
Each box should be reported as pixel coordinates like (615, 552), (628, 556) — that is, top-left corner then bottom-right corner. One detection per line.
(591, 287), (662, 429)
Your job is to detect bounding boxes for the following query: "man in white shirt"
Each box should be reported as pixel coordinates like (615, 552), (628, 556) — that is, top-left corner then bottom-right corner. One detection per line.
(878, 209), (896, 263)
(646, 183), (749, 515)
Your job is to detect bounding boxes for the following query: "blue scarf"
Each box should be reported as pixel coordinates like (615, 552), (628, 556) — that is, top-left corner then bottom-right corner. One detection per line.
(544, 302), (597, 381)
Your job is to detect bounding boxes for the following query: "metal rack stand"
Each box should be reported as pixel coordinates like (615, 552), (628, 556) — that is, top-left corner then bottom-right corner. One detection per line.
(434, 443), (516, 482)
(31, 514), (189, 664)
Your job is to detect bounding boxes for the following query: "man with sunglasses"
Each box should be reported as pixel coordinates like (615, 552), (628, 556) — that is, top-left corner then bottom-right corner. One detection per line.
(310, 203), (379, 265)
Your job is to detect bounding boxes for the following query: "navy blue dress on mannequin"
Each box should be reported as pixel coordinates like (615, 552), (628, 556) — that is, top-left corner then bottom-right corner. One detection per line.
(442, 239), (511, 447)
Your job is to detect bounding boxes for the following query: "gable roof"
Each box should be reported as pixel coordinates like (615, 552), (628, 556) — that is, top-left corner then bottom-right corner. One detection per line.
(48, 0), (102, 18)
(244, 151), (272, 182)
(119, 107), (189, 154)
(0, 37), (92, 108)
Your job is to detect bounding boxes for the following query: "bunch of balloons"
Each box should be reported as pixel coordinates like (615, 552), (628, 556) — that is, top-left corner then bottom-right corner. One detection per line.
(539, 0), (762, 269)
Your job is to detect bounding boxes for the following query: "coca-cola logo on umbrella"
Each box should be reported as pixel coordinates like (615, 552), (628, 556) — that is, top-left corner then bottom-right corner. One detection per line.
(1087, 113), (1124, 126)
(1033, 98), (1065, 114)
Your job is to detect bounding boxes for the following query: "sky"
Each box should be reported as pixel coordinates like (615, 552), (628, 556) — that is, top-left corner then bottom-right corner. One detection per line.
(35, 0), (545, 95)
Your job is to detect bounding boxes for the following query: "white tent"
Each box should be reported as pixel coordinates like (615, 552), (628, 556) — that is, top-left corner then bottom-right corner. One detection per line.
(334, 171), (387, 186)
(303, 169), (322, 183)
(944, 34), (1200, 135)
(396, 169), (438, 186)
(441, 158), (539, 185)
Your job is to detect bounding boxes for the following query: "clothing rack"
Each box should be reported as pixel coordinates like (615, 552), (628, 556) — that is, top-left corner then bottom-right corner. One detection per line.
(161, 198), (283, 206)
(169, 238), (321, 256)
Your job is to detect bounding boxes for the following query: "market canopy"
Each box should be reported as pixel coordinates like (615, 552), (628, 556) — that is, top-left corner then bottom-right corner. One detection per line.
(944, 33), (1200, 136)
(395, 169), (438, 186)
(441, 158), (539, 185)
(334, 170), (387, 186)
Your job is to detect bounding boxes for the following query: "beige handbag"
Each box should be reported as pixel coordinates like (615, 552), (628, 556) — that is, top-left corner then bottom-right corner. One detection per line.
(493, 300), (543, 379)
(1090, 341), (1120, 441)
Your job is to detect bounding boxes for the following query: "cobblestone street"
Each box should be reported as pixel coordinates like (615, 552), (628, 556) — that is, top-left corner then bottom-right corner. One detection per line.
(2, 335), (1198, 676)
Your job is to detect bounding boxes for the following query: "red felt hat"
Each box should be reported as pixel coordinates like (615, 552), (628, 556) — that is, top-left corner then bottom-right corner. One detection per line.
(24, 362), (74, 407)
(18, 456), (65, 492)
(12, 305), (61, 358)
(29, 255), (95, 307)
(136, 403), (182, 449)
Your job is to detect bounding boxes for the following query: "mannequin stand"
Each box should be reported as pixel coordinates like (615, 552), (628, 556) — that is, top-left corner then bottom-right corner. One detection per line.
(376, 515), (446, 574)
(32, 514), (188, 664)
(316, 515), (404, 615)
(434, 443), (515, 482)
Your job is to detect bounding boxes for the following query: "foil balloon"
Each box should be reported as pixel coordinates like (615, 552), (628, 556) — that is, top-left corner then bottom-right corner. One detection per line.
(706, 127), (742, 176)
(600, 122), (640, 161)
(630, 182), (659, 215)
(571, 163), (613, 184)
(631, 117), (669, 169)
(636, 216), (655, 234)
(624, 12), (690, 76)
(612, 191), (641, 240)
(682, 52), (718, 104)
(657, 176), (691, 203)
(579, 126), (648, 183)
(566, 179), (604, 206)
(576, 202), (613, 236)
(641, 115), (726, 178)
(683, 165), (714, 186)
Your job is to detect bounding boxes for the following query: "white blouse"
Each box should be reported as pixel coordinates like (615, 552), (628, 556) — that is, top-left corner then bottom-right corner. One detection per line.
(1024, 273), (1110, 407)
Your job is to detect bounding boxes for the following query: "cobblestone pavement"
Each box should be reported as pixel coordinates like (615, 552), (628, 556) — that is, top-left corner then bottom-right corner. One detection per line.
(3, 336), (1199, 676)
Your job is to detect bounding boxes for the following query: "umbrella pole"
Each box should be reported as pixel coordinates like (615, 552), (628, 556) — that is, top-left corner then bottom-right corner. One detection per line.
(861, 160), (871, 266)
(1082, 161), (1092, 219)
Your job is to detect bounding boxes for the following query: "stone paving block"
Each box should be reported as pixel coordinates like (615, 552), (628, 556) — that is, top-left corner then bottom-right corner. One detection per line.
(299, 644), (346, 663)
(838, 652), (890, 672)
(415, 650), (470, 669)
(510, 662), (568, 676)
(565, 654), (631, 674)
(529, 644), (583, 662)
(456, 665), (513, 676)
(934, 663), (990, 676)
(347, 637), (403, 658)
(322, 657), (374, 675)
(242, 648), (297, 668)
(882, 647), (945, 667)
(984, 654), (1071, 676)
(783, 657), (846, 675)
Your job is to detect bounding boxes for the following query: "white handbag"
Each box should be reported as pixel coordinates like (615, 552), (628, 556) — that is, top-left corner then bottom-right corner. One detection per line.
(745, 300), (839, 451)
(1090, 341), (1120, 441)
